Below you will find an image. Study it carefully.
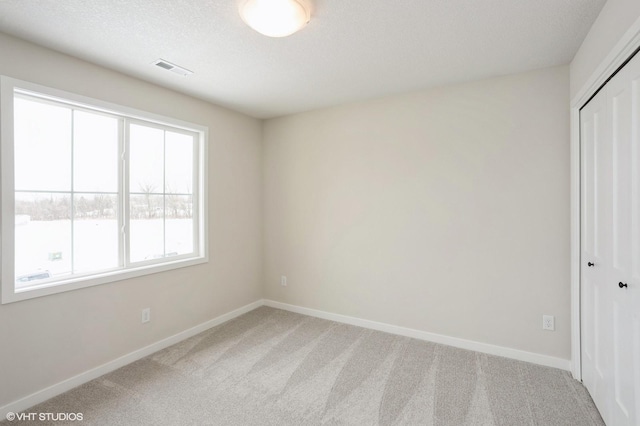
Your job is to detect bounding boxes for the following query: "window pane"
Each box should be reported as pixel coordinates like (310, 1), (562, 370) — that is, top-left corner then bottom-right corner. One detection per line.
(15, 192), (72, 288)
(129, 124), (163, 194)
(130, 194), (164, 262)
(73, 194), (119, 273)
(165, 131), (193, 194)
(14, 97), (71, 191)
(74, 111), (119, 192)
(166, 195), (193, 256)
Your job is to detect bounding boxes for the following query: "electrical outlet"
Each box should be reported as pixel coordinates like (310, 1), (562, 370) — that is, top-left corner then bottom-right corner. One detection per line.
(281, 276), (287, 287)
(142, 308), (151, 323)
(542, 315), (554, 331)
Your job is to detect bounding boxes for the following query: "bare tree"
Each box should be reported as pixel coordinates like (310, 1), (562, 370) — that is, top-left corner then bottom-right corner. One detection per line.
(138, 182), (157, 218)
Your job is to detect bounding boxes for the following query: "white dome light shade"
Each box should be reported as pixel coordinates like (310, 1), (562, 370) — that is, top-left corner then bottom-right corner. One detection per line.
(240, 0), (310, 38)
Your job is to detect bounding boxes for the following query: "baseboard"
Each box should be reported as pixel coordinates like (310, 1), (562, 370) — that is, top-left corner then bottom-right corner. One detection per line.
(0, 299), (263, 419)
(263, 299), (571, 371)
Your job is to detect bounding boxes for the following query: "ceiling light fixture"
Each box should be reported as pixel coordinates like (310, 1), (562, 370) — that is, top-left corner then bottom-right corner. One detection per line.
(239, 0), (310, 38)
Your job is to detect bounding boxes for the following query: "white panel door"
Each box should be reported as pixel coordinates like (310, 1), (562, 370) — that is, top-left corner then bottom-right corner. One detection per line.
(607, 56), (639, 426)
(581, 50), (640, 426)
(581, 84), (613, 422)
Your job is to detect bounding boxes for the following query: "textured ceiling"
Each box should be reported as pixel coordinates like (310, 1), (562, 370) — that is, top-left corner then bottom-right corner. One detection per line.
(0, 0), (605, 118)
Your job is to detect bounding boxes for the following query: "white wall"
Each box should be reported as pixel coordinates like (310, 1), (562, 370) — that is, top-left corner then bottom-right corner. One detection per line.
(0, 33), (263, 408)
(570, 0), (640, 99)
(263, 66), (571, 360)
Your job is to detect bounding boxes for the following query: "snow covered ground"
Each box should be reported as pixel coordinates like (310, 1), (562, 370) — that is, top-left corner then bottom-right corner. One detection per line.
(15, 218), (193, 289)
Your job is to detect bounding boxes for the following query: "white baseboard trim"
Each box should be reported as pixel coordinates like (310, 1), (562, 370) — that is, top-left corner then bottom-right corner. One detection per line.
(0, 299), (263, 419)
(263, 300), (571, 371)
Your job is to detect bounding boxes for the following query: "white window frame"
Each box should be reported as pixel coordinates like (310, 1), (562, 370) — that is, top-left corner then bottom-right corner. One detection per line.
(1, 76), (208, 304)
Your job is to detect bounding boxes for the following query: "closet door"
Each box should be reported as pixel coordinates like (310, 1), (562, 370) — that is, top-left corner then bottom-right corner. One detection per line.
(607, 54), (640, 426)
(581, 82), (612, 422)
(581, 50), (640, 426)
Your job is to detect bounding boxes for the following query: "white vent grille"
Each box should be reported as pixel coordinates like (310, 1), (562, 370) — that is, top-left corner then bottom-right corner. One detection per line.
(152, 59), (193, 76)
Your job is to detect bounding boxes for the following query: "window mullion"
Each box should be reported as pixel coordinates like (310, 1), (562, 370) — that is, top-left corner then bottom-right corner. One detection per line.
(70, 109), (75, 275)
(122, 118), (130, 268)
(193, 135), (199, 256)
(163, 130), (167, 257)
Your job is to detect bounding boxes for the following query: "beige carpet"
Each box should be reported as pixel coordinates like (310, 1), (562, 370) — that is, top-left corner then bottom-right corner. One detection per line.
(11, 307), (603, 425)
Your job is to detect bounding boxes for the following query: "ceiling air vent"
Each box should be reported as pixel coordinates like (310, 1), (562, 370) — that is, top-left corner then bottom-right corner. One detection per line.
(152, 59), (193, 76)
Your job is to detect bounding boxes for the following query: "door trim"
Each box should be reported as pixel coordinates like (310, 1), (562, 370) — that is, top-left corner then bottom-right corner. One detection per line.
(570, 15), (640, 381)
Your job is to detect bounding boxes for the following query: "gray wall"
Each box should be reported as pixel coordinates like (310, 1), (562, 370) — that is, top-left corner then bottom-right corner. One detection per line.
(0, 33), (263, 408)
(263, 66), (571, 359)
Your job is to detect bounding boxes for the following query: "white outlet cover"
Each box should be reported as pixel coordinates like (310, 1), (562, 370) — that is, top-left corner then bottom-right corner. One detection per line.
(281, 276), (287, 287)
(142, 308), (151, 323)
(542, 314), (554, 331)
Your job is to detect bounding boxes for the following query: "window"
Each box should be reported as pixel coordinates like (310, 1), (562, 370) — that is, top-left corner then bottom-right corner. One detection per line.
(1, 77), (208, 303)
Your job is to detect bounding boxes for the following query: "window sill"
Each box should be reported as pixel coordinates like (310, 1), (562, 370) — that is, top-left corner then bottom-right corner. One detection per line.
(1, 255), (208, 304)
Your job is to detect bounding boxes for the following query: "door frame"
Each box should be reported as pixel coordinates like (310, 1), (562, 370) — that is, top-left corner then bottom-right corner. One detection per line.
(570, 16), (640, 381)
